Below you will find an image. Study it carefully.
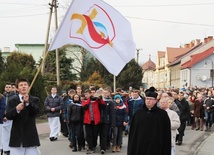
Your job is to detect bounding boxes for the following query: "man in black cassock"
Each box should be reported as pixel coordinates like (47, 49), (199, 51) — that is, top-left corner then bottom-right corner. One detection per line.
(127, 87), (171, 155)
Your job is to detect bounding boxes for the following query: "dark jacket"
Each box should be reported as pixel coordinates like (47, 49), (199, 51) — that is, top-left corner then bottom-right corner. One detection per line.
(67, 101), (83, 123)
(0, 95), (6, 124)
(128, 104), (171, 155)
(63, 97), (73, 120)
(179, 98), (190, 122)
(114, 101), (128, 127)
(44, 94), (63, 117)
(5, 94), (40, 147)
(194, 99), (204, 118)
(128, 96), (144, 120)
(204, 97), (214, 112)
(99, 97), (116, 127)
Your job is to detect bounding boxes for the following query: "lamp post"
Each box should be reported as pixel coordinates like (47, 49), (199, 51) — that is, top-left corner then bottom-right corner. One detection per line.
(204, 58), (214, 88)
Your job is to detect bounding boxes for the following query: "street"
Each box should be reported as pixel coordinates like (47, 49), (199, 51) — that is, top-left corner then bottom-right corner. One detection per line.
(37, 123), (210, 155)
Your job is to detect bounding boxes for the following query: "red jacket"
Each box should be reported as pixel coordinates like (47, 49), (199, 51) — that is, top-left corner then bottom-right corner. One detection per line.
(82, 98), (104, 125)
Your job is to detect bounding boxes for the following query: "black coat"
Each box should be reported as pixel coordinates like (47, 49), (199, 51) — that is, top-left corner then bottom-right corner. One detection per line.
(5, 95), (40, 147)
(99, 97), (116, 127)
(67, 102), (83, 123)
(179, 98), (190, 122)
(127, 104), (171, 155)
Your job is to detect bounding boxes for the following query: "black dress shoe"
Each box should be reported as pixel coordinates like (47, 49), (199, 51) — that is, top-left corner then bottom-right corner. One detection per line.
(176, 141), (182, 145)
(72, 148), (77, 152)
(49, 137), (54, 141)
(52, 137), (58, 141)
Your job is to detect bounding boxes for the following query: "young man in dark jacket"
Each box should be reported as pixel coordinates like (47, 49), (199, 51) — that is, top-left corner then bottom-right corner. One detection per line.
(44, 87), (63, 141)
(67, 94), (84, 152)
(176, 91), (190, 145)
(204, 90), (214, 131)
(99, 88), (116, 154)
(6, 78), (40, 155)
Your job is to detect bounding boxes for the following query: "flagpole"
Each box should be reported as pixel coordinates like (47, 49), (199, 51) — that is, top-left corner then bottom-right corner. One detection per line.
(113, 75), (116, 92)
(41, 0), (54, 76)
(28, 49), (50, 93)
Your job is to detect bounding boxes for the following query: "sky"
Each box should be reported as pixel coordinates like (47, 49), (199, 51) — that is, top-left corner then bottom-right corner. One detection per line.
(1, 0), (214, 65)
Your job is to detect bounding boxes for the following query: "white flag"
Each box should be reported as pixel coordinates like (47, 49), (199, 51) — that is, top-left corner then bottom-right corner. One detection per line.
(49, 0), (136, 76)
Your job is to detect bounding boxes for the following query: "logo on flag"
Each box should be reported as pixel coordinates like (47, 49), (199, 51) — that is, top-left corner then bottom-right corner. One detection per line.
(49, 0), (136, 76)
(70, 6), (115, 48)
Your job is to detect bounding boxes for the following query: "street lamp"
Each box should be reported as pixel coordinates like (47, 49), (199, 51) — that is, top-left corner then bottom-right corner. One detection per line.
(204, 58), (214, 88)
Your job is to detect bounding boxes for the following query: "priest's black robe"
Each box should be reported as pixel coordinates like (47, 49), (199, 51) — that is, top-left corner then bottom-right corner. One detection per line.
(127, 104), (171, 155)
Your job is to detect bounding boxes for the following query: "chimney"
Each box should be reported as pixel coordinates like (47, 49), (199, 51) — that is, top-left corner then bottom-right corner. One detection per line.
(190, 40), (195, 47)
(3, 47), (10, 52)
(184, 43), (189, 48)
(204, 38), (208, 44)
(196, 39), (201, 45)
(208, 36), (213, 41)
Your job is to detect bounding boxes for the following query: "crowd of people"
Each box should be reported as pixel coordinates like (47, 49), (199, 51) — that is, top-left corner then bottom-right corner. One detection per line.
(1, 79), (214, 155)
(44, 85), (144, 154)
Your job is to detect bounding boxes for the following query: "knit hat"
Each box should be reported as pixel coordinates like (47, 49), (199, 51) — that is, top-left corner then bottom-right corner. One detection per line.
(114, 94), (122, 100)
(145, 86), (158, 99)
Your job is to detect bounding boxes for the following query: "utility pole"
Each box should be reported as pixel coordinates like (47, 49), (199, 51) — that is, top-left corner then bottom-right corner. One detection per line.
(41, 0), (60, 86)
(54, 0), (60, 86)
(136, 48), (142, 64)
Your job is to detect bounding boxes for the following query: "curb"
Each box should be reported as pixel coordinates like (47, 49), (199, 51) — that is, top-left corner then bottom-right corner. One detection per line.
(193, 132), (213, 155)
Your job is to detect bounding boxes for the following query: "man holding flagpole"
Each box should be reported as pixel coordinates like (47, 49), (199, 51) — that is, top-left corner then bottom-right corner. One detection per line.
(48, 0), (136, 76)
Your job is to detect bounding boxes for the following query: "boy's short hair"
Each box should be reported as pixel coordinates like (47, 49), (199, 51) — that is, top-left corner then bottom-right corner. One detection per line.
(15, 78), (30, 88)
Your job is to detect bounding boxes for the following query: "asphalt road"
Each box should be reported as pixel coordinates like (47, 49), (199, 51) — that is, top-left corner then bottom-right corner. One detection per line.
(37, 123), (210, 155)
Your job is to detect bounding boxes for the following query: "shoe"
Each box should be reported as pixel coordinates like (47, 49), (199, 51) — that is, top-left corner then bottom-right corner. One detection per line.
(78, 146), (82, 151)
(176, 141), (182, 145)
(101, 150), (105, 154)
(63, 133), (68, 137)
(69, 142), (73, 148)
(86, 150), (94, 154)
(112, 146), (116, 152)
(195, 128), (200, 131)
(125, 131), (128, 135)
(49, 137), (54, 141)
(52, 137), (57, 141)
(72, 148), (77, 152)
(116, 146), (120, 152)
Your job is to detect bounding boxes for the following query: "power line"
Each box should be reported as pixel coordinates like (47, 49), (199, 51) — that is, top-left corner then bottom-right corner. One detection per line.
(0, 2), (46, 6)
(0, 12), (49, 18)
(126, 16), (214, 27)
(0, 5), (48, 13)
(114, 3), (214, 7)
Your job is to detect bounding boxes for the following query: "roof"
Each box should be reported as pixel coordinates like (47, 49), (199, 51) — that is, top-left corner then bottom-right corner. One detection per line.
(181, 47), (214, 69)
(167, 47), (191, 63)
(158, 51), (165, 58)
(168, 43), (203, 67)
(142, 55), (156, 70)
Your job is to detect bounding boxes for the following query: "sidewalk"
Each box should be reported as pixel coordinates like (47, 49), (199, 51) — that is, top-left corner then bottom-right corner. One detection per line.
(194, 131), (214, 155)
(36, 122), (50, 135)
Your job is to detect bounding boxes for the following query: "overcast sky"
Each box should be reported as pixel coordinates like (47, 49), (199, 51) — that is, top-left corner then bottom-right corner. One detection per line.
(1, 0), (214, 64)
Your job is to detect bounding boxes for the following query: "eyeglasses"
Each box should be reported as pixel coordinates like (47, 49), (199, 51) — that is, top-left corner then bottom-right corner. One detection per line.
(146, 97), (156, 101)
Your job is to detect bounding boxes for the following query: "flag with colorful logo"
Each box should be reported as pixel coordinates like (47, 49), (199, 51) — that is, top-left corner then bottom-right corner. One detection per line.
(49, 0), (136, 76)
